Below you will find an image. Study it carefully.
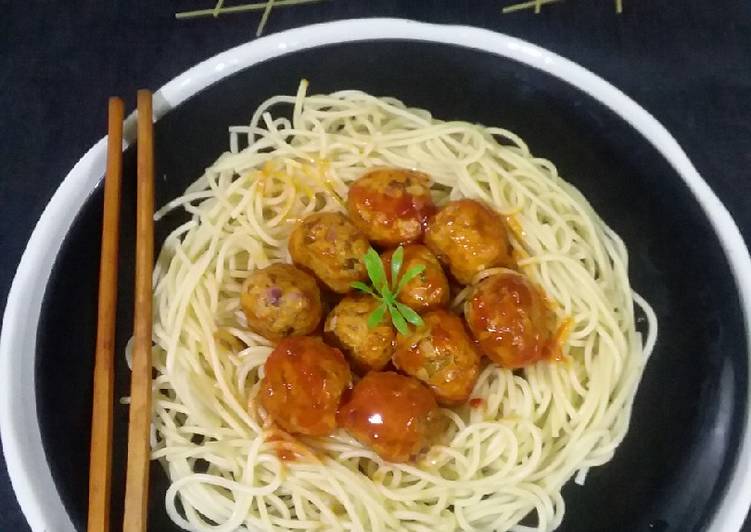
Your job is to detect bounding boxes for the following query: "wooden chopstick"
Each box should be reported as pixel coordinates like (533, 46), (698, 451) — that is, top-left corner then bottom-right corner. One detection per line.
(123, 89), (155, 532)
(87, 96), (124, 532)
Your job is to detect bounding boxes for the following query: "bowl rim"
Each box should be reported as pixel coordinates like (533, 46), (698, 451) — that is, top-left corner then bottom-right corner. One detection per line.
(2, 18), (750, 532)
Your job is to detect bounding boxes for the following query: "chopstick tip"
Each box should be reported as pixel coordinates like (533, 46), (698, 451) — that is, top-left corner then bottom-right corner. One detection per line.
(137, 90), (153, 109)
(108, 97), (125, 116)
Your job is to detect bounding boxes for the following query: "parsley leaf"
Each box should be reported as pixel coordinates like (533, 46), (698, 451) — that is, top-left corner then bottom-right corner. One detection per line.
(351, 245), (426, 334)
(367, 303), (388, 329)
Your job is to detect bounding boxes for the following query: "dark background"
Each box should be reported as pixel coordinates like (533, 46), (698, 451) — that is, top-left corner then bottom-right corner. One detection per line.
(1, 1), (750, 530)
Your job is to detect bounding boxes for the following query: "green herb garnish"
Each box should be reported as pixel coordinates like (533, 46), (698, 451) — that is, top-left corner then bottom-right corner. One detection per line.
(351, 246), (425, 335)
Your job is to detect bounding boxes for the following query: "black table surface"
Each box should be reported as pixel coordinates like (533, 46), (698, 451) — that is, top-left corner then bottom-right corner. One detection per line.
(1, 1), (750, 530)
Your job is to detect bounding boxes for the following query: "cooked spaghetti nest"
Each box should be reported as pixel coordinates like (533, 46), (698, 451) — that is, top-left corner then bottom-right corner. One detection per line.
(143, 80), (657, 532)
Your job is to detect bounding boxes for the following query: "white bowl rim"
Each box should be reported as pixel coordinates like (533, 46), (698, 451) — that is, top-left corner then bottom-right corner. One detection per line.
(1, 17), (750, 532)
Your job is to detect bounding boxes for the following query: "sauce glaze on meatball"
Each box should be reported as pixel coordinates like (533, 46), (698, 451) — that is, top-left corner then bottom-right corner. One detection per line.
(424, 199), (513, 284)
(347, 168), (435, 247)
(393, 309), (481, 406)
(324, 295), (395, 374)
(288, 212), (370, 293)
(465, 271), (554, 368)
(241, 263), (322, 341)
(260, 336), (351, 436)
(337, 371), (439, 462)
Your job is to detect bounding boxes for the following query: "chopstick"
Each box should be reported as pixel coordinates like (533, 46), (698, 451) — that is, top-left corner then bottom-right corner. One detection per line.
(87, 97), (124, 532)
(123, 89), (155, 532)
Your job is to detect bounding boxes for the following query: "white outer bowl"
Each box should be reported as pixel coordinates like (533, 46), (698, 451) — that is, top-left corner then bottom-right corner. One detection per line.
(2, 18), (750, 532)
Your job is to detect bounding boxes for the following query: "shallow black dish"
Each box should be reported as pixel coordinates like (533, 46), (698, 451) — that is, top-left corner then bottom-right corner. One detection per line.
(35, 40), (746, 531)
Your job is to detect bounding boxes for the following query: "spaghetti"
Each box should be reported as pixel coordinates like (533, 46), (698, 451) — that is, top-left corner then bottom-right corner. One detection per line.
(142, 80), (657, 531)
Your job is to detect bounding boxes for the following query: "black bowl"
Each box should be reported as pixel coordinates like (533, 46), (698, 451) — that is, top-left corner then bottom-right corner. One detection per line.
(33, 38), (748, 531)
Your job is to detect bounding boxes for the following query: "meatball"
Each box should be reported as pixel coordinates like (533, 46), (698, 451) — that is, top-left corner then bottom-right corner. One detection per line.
(465, 271), (554, 368)
(424, 199), (513, 284)
(337, 372), (439, 462)
(260, 336), (351, 436)
(288, 212), (370, 294)
(241, 263), (322, 341)
(347, 168), (435, 247)
(382, 244), (449, 312)
(324, 295), (395, 373)
(393, 309), (481, 406)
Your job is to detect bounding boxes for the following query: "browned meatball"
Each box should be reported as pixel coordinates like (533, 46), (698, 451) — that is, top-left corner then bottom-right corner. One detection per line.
(324, 295), (395, 374)
(288, 212), (370, 294)
(337, 372), (439, 462)
(347, 168), (435, 247)
(260, 336), (351, 436)
(382, 244), (449, 313)
(241, 264), (322, 341)
(393, 309), (481, 406)
(465, 271), (554, 369)
(424, 199), (513, 284)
